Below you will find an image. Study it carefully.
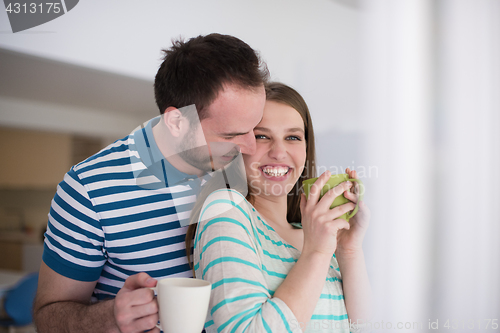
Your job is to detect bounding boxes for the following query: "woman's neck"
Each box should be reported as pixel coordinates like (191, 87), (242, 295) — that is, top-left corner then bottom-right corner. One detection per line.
(251, 194), (290, 229)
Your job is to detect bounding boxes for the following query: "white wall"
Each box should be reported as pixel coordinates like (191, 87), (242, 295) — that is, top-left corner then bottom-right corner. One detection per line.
(0, 0), (361, 136)
(360, 0), (500, 331)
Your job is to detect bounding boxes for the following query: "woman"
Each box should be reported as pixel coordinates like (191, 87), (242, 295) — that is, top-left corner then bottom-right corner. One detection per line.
(186, 82), (371, 332)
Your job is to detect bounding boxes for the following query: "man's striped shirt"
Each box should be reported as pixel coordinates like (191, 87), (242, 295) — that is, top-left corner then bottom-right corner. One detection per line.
(43, 117), (204, 299)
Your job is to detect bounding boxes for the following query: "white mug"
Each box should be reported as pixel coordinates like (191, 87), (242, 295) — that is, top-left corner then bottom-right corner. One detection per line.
(150, 277), (212, 333)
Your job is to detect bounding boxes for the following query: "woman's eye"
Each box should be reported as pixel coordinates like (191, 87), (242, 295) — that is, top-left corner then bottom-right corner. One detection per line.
(287, 136), (302, 141)
(255, 134), (268, 139)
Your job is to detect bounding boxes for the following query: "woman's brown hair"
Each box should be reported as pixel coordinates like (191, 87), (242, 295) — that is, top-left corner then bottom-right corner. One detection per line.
(185, 82), (317, 274)
(260, 82), (317, 223)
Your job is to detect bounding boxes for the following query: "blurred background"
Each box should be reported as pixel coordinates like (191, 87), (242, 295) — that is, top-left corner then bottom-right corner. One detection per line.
(0, 0), (498, 332)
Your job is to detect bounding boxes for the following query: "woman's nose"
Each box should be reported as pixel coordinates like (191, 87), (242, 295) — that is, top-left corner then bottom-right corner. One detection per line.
(268, 141), (287, 160)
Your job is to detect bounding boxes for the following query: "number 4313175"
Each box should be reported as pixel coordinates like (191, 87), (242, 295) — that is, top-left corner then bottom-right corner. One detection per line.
(443, 319), (498, 330)
(5, 3), (61, 14)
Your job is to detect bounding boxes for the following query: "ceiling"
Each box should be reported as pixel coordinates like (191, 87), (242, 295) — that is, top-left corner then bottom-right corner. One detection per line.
(0, 47), (158, 118)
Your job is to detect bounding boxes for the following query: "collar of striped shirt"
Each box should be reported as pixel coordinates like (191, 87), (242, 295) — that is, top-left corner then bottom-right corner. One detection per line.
(131, 116), (213, 188)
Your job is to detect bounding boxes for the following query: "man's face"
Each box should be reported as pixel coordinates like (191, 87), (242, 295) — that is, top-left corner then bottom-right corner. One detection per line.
(179, 84), (266, 172)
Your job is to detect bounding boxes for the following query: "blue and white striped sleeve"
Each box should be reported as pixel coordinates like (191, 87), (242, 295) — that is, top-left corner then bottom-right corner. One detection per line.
(43, 167), (106, 281)
(194, 189), (302, 333)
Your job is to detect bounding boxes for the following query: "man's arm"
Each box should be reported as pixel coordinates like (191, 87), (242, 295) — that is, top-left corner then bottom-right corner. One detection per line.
(34, 262), (159, 333)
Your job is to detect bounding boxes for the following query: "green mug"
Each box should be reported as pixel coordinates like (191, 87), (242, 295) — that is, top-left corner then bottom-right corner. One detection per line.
(302, 173), (364, 221)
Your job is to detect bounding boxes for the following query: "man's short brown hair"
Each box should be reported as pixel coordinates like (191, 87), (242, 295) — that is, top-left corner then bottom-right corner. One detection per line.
(154, 33), (269, 122)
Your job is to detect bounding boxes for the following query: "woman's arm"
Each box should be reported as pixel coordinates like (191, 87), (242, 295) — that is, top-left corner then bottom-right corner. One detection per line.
(336, 168), (372, 324)
(270, 251), (333, 329)
(336, 240), (372, 325)
(272, 171), (357, 327)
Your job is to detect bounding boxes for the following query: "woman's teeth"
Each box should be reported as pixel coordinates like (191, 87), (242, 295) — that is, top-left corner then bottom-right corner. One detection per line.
(262, 166), (290, 177)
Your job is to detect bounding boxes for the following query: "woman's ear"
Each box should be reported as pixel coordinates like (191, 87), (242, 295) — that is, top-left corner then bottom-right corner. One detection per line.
(163, 107), (185, 138)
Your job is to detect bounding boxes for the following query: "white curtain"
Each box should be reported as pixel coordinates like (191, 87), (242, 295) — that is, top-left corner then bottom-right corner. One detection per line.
(360, 0), (500, 331)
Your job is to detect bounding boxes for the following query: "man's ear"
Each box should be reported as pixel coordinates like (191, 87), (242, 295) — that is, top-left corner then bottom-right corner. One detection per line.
(163, 107), (187, 138)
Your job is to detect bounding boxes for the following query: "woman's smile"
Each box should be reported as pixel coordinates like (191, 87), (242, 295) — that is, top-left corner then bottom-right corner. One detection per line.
(244, 100), (306, 198)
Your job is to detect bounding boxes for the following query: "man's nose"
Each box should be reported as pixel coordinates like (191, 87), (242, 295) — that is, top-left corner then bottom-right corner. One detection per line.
(238, 132), (257, 155)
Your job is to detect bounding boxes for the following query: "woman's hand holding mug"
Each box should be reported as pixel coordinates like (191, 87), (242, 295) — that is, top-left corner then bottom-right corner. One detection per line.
(300, 170), (355, 258)
(336, 168), (371, 255)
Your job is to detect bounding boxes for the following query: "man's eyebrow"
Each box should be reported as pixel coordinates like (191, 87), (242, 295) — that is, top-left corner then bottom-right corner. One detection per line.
(221, 115), (265, 136)
(220, 131), (251, 136)
(254, 127), (305, 133)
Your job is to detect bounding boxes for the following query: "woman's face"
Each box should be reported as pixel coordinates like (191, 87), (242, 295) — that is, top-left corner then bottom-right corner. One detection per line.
(243, 100), (307, 198)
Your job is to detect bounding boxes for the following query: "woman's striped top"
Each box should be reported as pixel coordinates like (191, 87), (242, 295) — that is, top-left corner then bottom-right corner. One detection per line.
(194, 189), (350, 333)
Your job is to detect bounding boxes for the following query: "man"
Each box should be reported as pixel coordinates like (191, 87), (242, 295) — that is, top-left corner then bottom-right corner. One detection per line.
(34, 33), (268, 333)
